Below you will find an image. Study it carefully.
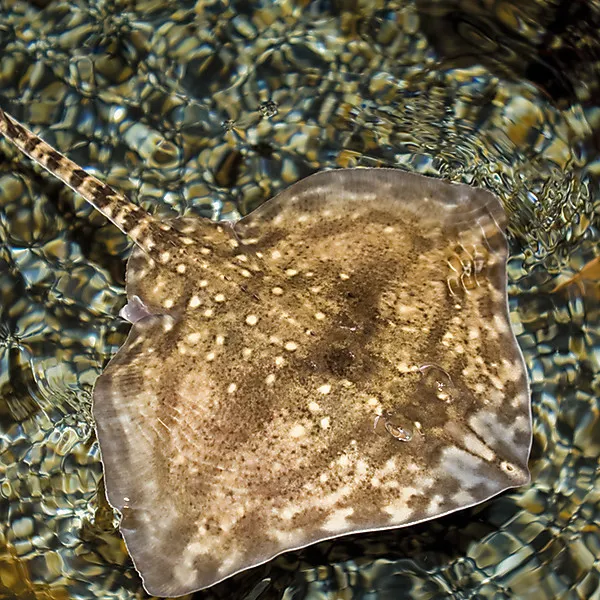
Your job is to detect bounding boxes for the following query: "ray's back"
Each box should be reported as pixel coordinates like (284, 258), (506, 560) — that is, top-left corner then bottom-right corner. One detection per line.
(93, 169), (531, 596)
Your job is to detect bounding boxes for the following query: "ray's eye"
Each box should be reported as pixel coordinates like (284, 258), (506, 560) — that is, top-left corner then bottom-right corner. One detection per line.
(374, 412), (413, 442)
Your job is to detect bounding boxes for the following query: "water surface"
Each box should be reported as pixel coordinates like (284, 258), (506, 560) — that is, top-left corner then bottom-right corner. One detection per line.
(0, 1), (599, 598)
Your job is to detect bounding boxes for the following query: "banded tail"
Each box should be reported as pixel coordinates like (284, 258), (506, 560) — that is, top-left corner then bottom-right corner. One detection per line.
(0, 108), (177, 257)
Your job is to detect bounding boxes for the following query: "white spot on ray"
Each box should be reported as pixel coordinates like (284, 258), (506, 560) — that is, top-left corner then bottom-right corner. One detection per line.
(289, 424), (306, 438)
(322, 508), (354, 532)
(383, 486), (423, 524)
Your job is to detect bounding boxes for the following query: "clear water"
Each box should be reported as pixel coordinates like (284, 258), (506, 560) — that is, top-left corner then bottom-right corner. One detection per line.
(0, 1), (598, 598)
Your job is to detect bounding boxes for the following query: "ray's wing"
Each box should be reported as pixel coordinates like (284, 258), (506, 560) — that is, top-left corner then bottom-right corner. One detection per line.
(235, 168), (532, 454)
(234, 168), (532, 499)
(93, 314), (211, 595)
(93, 168), (532, 597)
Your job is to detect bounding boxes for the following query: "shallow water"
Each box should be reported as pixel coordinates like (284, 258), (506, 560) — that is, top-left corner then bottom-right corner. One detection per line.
(0, 1), (599, 599)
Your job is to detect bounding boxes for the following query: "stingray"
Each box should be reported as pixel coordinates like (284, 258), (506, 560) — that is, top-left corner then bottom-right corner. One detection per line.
(0, 109), (532, 597)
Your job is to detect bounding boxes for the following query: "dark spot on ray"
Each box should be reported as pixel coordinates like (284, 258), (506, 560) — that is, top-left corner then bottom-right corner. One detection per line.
(324, 346), (356, 376)
(2, 115), (25, 140)
(24, 136), (42, 153)
(46, 150), (62, 172)
(91, 182), (115, 208)
(69, 168), (88, 187)
(120, 209), (140, 232)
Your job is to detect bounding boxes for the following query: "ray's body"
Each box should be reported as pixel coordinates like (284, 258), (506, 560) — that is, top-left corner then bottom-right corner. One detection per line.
(0, 108), (532, 597)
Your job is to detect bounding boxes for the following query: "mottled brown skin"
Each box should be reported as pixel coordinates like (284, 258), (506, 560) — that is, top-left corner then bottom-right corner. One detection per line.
(0, 110), (532, 598)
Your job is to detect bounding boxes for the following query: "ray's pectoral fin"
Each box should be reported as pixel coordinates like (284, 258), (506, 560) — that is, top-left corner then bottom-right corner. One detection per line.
(92, 308), (231, 597)
(93, 313), (177, 513)
(92, 312), (198, 592)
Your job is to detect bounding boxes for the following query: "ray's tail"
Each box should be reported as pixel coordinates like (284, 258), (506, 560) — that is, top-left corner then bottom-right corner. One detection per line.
(0, 108), (176, 257)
